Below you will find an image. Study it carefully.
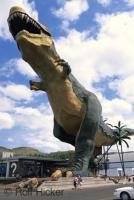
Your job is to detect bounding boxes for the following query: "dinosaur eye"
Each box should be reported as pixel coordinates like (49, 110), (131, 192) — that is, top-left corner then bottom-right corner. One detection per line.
(8, 12), (41, 38)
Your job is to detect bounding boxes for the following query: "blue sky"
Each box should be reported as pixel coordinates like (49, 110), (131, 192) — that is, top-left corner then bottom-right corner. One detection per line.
(0, 0), (134, 153)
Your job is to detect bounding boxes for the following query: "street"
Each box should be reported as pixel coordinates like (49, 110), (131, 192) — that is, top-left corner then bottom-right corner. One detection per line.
(0, 185), (118, 200)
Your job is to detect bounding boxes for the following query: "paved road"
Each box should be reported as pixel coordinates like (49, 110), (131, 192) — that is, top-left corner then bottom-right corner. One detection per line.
(0, 185), (118, 200)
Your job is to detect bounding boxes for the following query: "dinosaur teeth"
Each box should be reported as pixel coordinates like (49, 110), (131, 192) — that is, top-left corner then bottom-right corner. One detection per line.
(26, 16), (29, 23)
(21, 13), (25, 19)
(8, 11), (42, 37)
(17, 12), (22, 17)
(32, 21), (35, 26)
(8, 15), (11, 21)
(10, 15), (14, 20)
(31, 20), (39, 29)
(13, 13), (17, 17)
(34, 22), (39, 28)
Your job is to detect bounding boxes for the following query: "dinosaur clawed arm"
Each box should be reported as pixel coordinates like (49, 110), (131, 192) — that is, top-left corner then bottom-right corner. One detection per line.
(29, 80), (46, 92)
(55, 59), (71, 77)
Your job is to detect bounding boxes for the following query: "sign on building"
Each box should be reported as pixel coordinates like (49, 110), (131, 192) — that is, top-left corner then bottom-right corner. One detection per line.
(2, 151), (14, 158)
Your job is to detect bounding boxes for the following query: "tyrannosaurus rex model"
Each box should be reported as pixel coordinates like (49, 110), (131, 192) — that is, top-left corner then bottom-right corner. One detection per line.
(8, 6), (134, 177)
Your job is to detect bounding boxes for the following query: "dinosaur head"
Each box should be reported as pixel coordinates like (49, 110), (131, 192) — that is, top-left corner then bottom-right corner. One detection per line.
(7, 6), (61, 80)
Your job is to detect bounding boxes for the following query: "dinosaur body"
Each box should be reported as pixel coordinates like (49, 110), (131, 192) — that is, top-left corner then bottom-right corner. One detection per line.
(8, 7), (134, 177)
(48, 75), (86, 136)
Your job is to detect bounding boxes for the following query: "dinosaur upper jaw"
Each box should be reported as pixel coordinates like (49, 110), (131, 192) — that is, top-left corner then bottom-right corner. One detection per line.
(7, 7), (54, 55)
(8, 6), (53, 54)
(7, 6), (61, 78)
(8, 6), (51, 40)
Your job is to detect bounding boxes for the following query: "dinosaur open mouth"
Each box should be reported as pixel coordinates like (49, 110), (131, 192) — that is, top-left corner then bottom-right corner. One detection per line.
(8, 11), (50, 38)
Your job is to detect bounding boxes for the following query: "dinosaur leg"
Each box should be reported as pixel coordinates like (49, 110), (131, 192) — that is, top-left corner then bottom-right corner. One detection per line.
(88, 156), (96, 176)
(29, 80), (46, 91)
(70, 95), (102, 176)
(51, 119), (75, 178)
(53, 118), (75, 146)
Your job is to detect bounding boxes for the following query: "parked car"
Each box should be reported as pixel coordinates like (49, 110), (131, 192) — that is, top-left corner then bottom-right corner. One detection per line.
(113, 186), (134, 200)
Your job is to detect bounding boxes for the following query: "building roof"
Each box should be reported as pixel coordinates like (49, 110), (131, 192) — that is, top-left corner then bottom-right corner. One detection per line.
(0, 156), (69, 162)
(107, 151), (134, 163)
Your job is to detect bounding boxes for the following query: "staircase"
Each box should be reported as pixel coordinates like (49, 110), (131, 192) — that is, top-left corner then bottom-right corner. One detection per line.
(37, 177), (114, 191)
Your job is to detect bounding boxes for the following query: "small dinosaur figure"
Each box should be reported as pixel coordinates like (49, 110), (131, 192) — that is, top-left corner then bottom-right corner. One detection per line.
(8, 6), (134, 177)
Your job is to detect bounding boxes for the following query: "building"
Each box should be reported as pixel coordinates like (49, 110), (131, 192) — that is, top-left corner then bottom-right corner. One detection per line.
(0, 151), (14, 159)
(0, 156), (71, 179)
(99, 151), (134, 176)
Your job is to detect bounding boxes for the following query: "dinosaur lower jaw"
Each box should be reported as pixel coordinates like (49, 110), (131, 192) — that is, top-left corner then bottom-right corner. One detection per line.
(16, 30), (38, 39)
(15, 31), (60, 81)
(15, 30), (52, 66)
(16, 30), (52, 45)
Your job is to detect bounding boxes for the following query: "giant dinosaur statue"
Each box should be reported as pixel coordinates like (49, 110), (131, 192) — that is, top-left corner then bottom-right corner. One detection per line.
(8, 6), (134, 177)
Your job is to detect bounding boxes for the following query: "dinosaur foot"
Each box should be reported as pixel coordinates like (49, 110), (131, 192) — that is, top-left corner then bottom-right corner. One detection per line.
(51, 170), (73, 178)
(51, 170), (62, 179)
(66, 170), (89, 177)
(50, 169), (89, 178)
(66, 171), (73, 177)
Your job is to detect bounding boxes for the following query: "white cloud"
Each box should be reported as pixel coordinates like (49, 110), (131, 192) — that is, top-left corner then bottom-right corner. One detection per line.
(124, 0), (134, 6)
(25, 130), (74, 153)
(56, 29), (98, 90)
(52, 0), (89, 21)
(0, 0), (38, 40)
(0, 58), (37, 79)
(0, 96), (15, 112)
(0, 59), (16, 78)
(101, 97), (134, 125)
(102, 98), (133, 116)
(97, 0), (112, 6)
(13, 105), (74, 152)
(97, 0), (134, 7)
(110, 137), (134, 152)
(0, 84), (33, 101)
(14, 106), (52, 130)
(7, 137), (14, 142)
(14, 58), (37, 78)
(52, 0), (89, 32)
(109, 76), (134, 104)
(0, 112), (14, 130)
(55, 10), (134, 132)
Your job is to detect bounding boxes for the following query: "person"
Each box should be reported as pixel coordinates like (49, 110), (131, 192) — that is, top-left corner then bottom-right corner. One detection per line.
(73, 176), (78, 189)
(78, 175), (83, 186)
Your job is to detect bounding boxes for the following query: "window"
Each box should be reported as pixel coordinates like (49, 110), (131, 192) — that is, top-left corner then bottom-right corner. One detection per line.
(132, 168), (134, 175)
(117, 168), (122, 176)
(0, 163), (7, 177)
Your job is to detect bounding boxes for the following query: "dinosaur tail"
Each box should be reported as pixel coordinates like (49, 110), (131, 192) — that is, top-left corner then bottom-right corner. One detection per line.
(124, 128), (134, 136)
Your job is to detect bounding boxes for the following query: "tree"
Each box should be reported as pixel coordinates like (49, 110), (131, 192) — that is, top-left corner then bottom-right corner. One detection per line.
(97, 120), (130, 177)
(97, 145), (113, 177)
(97, 119), (114, 177)
(103, 145), (110, 177)
(110, 121), (131, 177)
